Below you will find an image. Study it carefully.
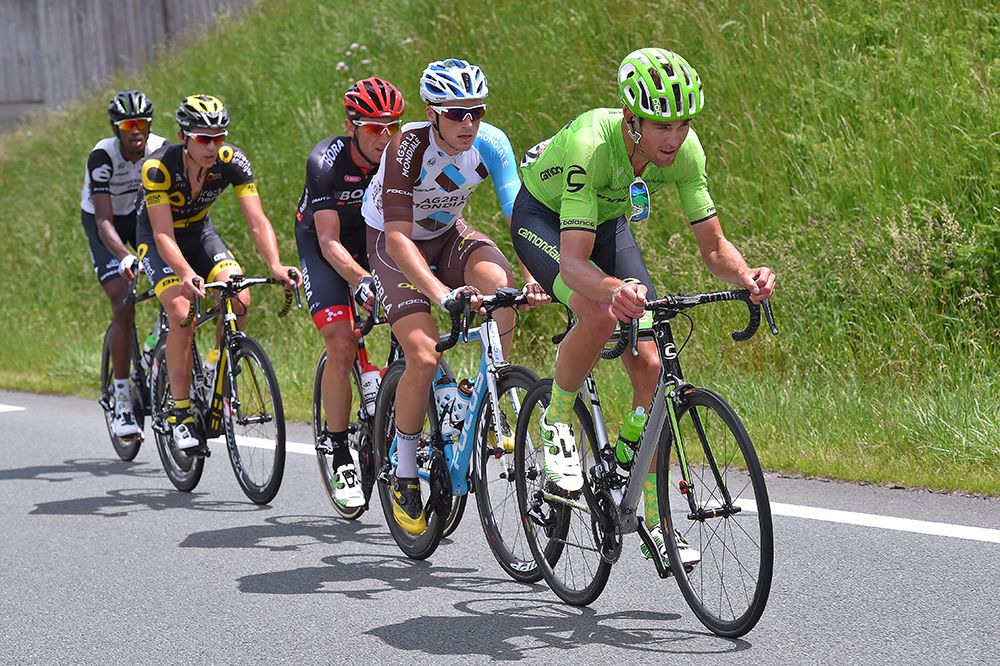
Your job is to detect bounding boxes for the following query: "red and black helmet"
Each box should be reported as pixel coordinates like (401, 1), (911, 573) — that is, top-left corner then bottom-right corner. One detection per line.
(344, 77), (405, 120)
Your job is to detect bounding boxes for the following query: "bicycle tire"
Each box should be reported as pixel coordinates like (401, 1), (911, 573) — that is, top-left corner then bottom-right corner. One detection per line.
(656, 386), (773, 637)
(373, 360), (446, 560)
(313, 351), (373, 519)
(223, 335), (286, 505)
(149, 342), (204, 491)
(514, 380), (612, 605)
(100, 326), (143, 461)
(473, 365), (543, 583)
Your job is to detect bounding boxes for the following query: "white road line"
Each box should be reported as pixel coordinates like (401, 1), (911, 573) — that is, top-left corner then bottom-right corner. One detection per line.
(220, 434), (1000, 544)
(736, 499), (1000, 544)
(0, 404), (25, 413)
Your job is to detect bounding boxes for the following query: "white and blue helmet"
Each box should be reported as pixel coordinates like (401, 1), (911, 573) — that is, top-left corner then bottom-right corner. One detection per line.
(419, 59), (489, 104)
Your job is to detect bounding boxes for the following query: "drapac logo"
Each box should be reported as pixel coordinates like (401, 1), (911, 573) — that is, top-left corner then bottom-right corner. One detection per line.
(566, 165), (586, 193)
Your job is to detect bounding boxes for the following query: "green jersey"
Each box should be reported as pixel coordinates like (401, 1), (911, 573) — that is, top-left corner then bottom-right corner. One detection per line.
(520, 108), (716, 232)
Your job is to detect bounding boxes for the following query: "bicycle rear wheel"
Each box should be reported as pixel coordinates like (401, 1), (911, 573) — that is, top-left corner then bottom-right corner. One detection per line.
(100, 325), (144, 461)
(223, 335), (286, 505)
(149, 343), (204, 491)
(313, 351), (375, 519)
(657, 386), (773, 637)
(474, 365), (542, 583)
(514, 380), (612, 605)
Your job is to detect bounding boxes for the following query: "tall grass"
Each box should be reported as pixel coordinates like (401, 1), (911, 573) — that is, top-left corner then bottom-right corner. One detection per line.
(1, 0), (996, 493)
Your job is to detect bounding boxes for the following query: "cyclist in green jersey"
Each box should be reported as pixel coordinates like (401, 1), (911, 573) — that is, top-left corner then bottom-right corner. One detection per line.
(511, 48), (776, 564)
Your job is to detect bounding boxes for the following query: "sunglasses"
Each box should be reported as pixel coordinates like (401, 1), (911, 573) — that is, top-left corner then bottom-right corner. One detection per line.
(115, 118), (150, 132)
(430, 105), (487, 123)
(184, 130), (228, 146)
(629, 177), (650, 222)
(352, 120), (400, 137)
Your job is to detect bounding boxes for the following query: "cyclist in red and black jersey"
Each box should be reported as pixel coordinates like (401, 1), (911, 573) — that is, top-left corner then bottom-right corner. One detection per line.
(295, 77), (405, 508)
(136, 94), (301, 452)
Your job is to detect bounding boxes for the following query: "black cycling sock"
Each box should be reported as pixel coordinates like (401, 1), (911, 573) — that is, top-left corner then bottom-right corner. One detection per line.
(329, 430), (352, 467)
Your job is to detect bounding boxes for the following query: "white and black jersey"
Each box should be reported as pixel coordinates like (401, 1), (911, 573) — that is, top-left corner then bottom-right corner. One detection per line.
(80, 134), (168, 215)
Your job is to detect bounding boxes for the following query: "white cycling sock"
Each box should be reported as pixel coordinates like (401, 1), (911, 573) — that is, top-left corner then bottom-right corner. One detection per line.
(113, 379), (131, 411)
(394, 430), (421, 479)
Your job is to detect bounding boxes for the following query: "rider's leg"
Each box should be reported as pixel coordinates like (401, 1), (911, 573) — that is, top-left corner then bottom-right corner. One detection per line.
(104, 276), (135, 381)
(463, 244), (517, 355)
(391, 312), (441, 478)
(319, 319), (358, 466)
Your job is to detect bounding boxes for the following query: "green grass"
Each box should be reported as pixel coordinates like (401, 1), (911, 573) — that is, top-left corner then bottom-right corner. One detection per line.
(1, 0), (997, 494)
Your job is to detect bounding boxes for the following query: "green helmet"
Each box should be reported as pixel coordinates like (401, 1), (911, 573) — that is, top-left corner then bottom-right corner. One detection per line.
(618, 48), (703, 121)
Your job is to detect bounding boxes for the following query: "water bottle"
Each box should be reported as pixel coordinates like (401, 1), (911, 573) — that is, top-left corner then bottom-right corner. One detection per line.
(359, 364), (381, 416)
(450, 379), (474, 429)
(140, 330), (159, 373)
(614, 406), (648, 468)
(433, 375), (460, 436)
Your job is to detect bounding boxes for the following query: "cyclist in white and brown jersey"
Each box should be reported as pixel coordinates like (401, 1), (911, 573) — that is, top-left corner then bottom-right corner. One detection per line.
(361, 58), (548, 534)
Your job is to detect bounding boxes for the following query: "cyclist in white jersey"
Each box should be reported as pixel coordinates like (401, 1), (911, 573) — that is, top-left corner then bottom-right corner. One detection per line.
(80, 89), (167, 437)
(362, 58), (548, 535)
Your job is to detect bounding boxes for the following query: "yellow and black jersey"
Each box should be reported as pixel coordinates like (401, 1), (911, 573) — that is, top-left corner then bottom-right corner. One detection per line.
(135, 142), (258, 232)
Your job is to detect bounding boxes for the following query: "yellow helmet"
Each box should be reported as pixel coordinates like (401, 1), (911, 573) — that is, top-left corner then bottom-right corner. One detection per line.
(175, 94), (230, 129)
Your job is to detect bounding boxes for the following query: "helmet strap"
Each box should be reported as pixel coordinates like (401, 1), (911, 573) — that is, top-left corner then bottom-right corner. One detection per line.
(431, 116), (464, 155)
(350, 132), (379, 168)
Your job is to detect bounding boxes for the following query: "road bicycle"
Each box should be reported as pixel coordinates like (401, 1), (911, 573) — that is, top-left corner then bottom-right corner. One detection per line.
(514, 290), (778, 637)
(373, 288), (542, 581)
(149, 271), (299, 504)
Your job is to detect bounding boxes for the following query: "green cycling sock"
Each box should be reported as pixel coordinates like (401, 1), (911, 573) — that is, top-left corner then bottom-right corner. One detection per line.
(546, 381), (577, 424)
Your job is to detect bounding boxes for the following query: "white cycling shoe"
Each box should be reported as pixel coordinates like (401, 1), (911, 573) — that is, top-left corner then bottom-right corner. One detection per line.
(172, 421), (202, 451)
(642, 524), (702, 574)
(540, 409), (584, 492)
(112, 408), (141, 438)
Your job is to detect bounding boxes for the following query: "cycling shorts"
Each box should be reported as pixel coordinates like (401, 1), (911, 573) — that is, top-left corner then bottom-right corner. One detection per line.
(136, 219), (242, 297)
(510, 186), (656, 304)
(295, 222), (369, 330)
(81, 210), (137, 286)
(367, 218), (498, 325)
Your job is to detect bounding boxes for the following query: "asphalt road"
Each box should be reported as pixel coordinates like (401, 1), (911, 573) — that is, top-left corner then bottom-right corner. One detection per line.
(1, 389), (998, 665)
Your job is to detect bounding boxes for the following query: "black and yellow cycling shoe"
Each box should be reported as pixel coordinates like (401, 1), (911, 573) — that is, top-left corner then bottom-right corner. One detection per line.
(391, 475), (427, 536)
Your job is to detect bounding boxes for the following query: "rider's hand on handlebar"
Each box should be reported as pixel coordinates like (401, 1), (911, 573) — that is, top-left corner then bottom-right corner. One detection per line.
(180, 274), (205, 300)
(610, 282), (646, 322)
(117, 253), (139, 281)
(354, 276), (376, 315)
(520, 281), (551, 310)
(740, 266), (777, 304)
(440, 285), (483, 315)
(270, 264), (303, 291)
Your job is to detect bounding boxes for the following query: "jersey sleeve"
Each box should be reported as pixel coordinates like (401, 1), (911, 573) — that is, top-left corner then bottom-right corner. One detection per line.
(674, 131), (716, 224)
(381, 130), (424, 225)
(477, 124), (521, 217)
(86, 149), (114, 197)
(557, 131), (605, 233)
(219, 144), (258, 199)
(305, 149), (338, 214)
(141, 156), (172, 209)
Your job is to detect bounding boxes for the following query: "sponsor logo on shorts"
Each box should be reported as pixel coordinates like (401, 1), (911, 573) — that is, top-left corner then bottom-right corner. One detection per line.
(516, 227), (560, 262)
(397, 282), (418, 291)
(213, 252), (228, 261)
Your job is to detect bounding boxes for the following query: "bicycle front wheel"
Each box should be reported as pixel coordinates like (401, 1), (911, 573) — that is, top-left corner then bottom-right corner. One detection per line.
(100, 325), (143, 461)
(149, 343), (204, 491)
(223, 336), (286, 505)
(514, 380), (612, 605)
(373, 360), (446, 559)
(474, 365), (542, 583)
(657, 387), (773, 637)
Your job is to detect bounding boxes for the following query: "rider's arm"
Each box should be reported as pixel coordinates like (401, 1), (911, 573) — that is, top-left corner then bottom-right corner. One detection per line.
(93, 193), (131, 261)
(691, 218), (775, 302)
(148, 202), (195, 281)
(315, 210), (369, 286)
(559, 228), (623, 302)
(236, 193), (299, 286)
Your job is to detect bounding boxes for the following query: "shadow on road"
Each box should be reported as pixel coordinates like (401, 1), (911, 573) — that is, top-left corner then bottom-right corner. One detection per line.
(367, 598), (750, 660)
(237, 551), (543, 600)
(30, 487), (268, 518)
(0, 458), (161, 483)
(180, 514), (394, 551)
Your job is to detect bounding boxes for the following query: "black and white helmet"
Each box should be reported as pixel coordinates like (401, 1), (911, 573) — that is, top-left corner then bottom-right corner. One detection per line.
(107, 89), (154, 122)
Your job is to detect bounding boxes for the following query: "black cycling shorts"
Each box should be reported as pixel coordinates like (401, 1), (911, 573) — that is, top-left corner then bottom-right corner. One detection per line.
(295, 222), (369, 330)
(135, 219), (241, 297)
(510, 186), (656, 304)
(82, 210), (137, 286)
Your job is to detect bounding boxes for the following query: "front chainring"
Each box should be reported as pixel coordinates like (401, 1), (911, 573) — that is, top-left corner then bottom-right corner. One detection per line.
(427, 446), (452, 522)
(591, 488), (622, 563)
